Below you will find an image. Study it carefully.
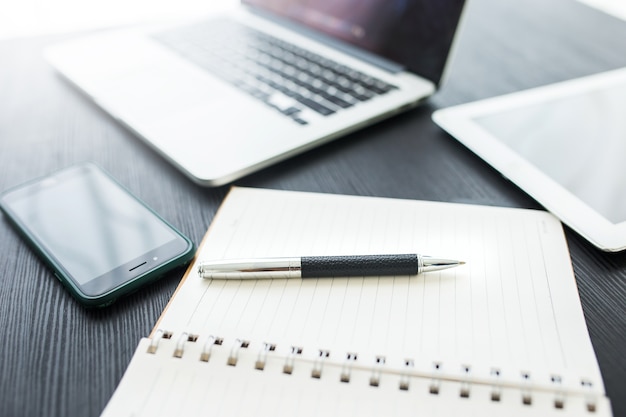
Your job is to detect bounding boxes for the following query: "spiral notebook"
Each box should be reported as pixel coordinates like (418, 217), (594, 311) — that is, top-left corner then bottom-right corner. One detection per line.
(100, 187), (611, 416)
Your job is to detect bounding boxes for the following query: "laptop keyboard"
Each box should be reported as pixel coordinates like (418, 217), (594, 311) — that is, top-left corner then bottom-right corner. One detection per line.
(153, 19), (398, 125)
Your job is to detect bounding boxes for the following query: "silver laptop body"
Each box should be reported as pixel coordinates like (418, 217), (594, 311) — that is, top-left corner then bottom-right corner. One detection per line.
(46, 0), (466, 186)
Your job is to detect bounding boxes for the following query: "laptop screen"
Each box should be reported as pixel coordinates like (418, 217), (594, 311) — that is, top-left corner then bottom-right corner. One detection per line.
(243, 0), (466, 85)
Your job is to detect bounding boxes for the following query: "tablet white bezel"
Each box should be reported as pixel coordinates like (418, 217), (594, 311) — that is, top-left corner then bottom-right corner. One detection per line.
(432, 67), (626, 252)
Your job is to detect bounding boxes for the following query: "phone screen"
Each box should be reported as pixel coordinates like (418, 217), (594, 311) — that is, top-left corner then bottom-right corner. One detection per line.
(0, 164), (194, 305)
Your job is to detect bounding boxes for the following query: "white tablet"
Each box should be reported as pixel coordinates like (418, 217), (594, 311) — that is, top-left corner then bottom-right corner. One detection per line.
(433, 67), (626, 251)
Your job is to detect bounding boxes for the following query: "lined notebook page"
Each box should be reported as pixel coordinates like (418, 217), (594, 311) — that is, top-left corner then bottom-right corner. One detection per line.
(155, 187), (603, 393)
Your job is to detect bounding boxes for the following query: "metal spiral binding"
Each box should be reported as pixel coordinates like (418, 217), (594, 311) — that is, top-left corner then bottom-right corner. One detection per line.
(340, 353), (357, 383)
(255, 342), (276, 370)
(142, 333), (601, 413)
(459, 365), (471, 398)
(581, 379), (597, 412)
(429, 362), (442, 394)
(399, 359), (414, 391)
(311, 350), (330, 379)
(227, 338), (249, 366)
(173, 332), (198, 358)
(146, 329), (172, 354)
(283, 346), (302, 374)
(490, 368), (502, 402)
(551, 375), (565, 409)
(369, 356), (386, 387)
(199, 335), (222, 362)
(521, 372), (532, 405)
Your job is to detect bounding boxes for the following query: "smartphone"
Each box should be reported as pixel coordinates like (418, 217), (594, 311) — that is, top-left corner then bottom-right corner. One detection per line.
(0, 163), (195, 307)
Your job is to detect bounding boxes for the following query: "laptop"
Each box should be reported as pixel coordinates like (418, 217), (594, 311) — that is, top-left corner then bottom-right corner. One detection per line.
(45, 0), (467, 186)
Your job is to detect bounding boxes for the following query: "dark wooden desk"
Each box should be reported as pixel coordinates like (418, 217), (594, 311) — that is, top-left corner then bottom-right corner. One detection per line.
(1, 0), (626, 416)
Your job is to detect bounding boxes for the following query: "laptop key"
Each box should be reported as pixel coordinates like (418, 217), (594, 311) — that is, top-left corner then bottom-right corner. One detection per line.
(293, 96), (335, 116)
(153, 18), (397, 122)
(322, 93), (353, 109)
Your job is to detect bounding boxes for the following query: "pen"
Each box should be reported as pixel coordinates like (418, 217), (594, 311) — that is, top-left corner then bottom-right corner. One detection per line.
(197, 254), (464, 279)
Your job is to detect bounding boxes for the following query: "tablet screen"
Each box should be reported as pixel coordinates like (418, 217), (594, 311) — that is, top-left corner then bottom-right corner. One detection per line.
(473, 81), (626, 224)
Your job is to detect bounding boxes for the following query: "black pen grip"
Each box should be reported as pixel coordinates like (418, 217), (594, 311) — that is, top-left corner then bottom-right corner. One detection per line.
(301, 254), (418, 278)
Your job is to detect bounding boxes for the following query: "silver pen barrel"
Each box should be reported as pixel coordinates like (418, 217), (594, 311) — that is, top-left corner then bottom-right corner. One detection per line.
(419, 256), (465, 273)
(198, 257), (302, 279)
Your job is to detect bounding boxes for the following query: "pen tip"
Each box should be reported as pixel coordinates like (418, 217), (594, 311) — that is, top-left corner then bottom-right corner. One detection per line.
(420, 257), (465, 273)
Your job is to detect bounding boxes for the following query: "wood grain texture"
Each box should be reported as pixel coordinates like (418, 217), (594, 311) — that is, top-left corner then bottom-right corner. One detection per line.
(1, 0), (626, 416)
